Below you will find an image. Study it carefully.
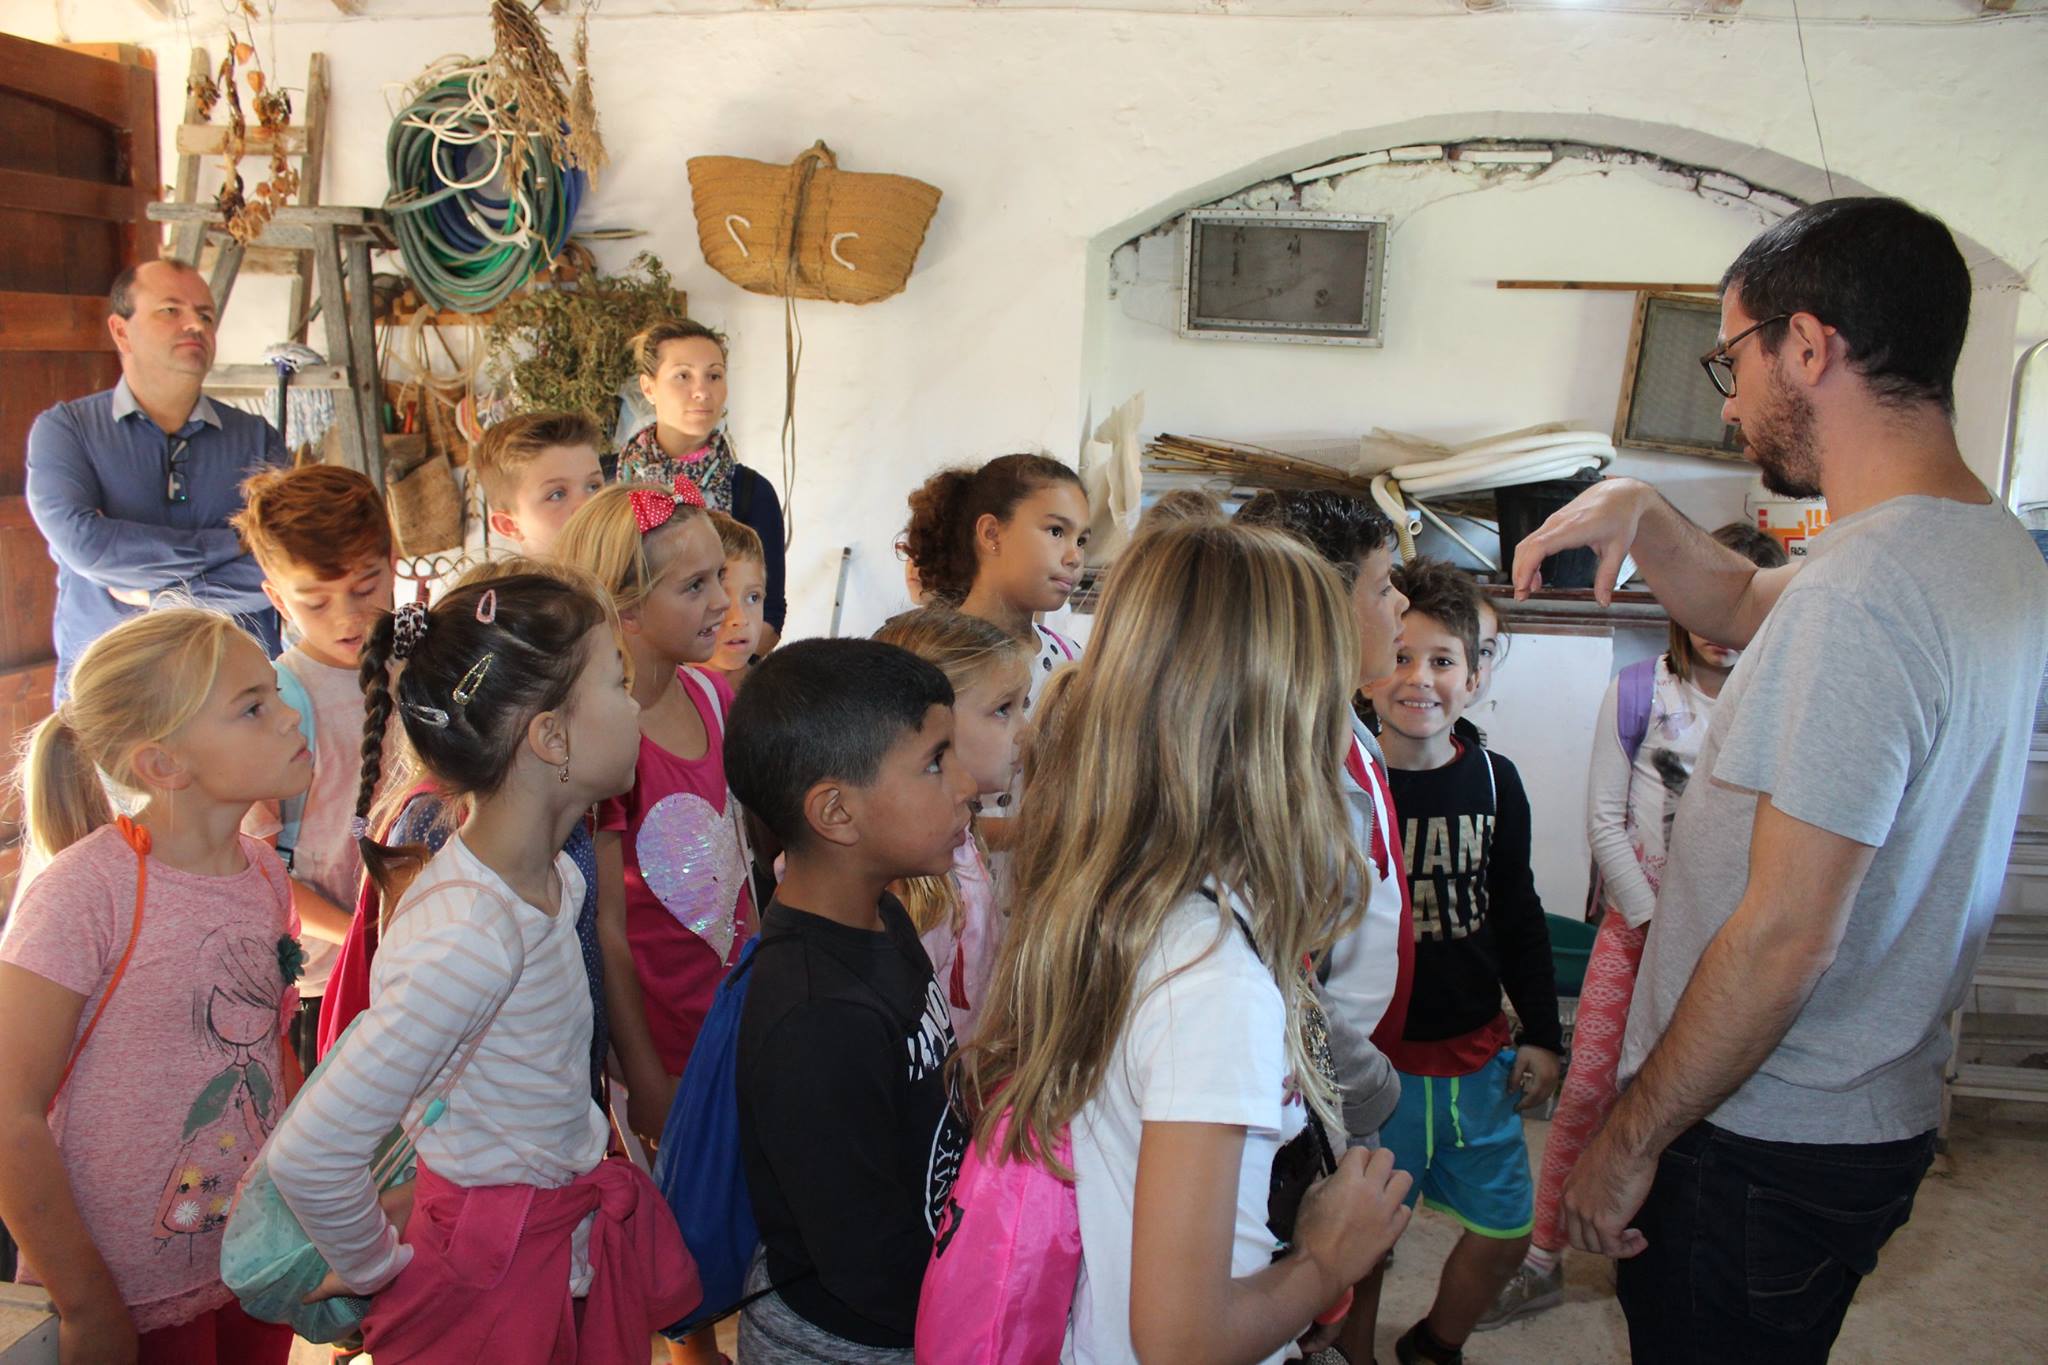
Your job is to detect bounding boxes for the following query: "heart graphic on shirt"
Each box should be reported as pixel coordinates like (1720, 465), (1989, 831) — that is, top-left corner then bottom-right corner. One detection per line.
(636, 792), (746, 965)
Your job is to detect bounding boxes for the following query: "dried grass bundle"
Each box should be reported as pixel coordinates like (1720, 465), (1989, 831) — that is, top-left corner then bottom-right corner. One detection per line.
(482, 0), (606, 187)
(1144, 434), (1378, 496)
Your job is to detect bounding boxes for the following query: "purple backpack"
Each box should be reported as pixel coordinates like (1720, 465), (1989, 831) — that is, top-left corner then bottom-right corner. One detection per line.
(1585, 657), (1657, 922)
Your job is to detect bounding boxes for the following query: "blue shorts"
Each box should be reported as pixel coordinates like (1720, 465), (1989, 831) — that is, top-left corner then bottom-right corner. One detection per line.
(1383, 1048), (1534, 1239)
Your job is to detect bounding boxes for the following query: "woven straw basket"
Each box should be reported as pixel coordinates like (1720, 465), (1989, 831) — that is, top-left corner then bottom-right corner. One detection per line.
(687, 141), (941, 304)
(383, 434), (465, 558)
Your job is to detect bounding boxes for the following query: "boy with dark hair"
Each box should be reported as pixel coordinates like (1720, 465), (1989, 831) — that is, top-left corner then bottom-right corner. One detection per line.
(725, 639), (978, 1363)
(1359, 556), (1561, 1365)
(230, 463), (396, 1043)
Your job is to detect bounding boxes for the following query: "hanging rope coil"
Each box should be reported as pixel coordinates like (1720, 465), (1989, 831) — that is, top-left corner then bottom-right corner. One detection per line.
(385, 64), (585, 314)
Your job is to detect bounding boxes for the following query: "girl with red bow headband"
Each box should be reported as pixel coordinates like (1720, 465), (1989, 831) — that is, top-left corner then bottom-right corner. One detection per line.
(553, 480), (756, 1174)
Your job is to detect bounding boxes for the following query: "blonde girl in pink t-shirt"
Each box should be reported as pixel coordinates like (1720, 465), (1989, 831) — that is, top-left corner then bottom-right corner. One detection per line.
(555, 479), (744, 1365)
(0, 609), (312, 1365)
(872, 606), (1031, 1043)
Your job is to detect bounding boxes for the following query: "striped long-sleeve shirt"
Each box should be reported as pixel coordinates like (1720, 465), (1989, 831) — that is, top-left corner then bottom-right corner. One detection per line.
(265, 837), (610, 1293)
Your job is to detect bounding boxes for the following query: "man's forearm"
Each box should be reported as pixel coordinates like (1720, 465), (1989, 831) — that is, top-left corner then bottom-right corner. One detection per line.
(1628, 490), (1783, 649)
(1604, 906), (1826, 1160)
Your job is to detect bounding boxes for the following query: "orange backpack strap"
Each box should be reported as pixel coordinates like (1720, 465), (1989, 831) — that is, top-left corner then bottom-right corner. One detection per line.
(47, 817), (150, 1114)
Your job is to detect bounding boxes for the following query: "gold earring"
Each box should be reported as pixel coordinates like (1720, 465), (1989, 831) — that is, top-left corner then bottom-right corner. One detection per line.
(558, 761), (570, 783)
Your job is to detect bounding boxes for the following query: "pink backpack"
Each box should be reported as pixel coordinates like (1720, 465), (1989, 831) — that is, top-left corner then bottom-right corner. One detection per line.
(916, 1110), (1081, 1365)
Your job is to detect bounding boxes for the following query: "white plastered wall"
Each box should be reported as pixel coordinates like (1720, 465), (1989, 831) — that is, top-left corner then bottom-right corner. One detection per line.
(5, 1), (2044, 916)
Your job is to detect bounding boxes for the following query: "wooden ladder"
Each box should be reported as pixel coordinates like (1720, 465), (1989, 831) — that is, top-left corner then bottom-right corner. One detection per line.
(156, 49), (390, 491)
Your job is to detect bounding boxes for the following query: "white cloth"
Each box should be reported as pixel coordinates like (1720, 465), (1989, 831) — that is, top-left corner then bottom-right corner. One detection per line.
(1319, 723), (1406, 1141)
(1065, 891), (1305, 1365)
(265, 836), (609, 1293)
(1583, 658), (1714, 929)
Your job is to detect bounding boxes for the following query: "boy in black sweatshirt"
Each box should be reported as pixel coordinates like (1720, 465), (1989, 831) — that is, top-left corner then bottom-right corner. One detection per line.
(724, 639), (978, 1362)
(1361, 558), (1562, 1365)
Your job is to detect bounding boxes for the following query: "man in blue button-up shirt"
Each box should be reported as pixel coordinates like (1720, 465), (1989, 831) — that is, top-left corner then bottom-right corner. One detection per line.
(26, 259), (289, 698)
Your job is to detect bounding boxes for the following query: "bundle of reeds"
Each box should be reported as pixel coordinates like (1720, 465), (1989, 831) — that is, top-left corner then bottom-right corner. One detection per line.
(1144, 434), (1377, 496)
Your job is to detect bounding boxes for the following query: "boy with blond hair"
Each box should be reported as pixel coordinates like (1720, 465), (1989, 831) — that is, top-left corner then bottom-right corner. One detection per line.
(470, 410), (607, 556)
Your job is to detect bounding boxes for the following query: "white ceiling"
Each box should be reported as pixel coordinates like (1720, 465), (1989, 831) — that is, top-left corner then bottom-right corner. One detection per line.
(94, 0), (2048, 28)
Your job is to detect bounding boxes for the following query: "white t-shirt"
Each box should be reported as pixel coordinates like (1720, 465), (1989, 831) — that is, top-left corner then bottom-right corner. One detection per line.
(1584, 657), (1716, 929)
(1065, 890), (1306, 1365)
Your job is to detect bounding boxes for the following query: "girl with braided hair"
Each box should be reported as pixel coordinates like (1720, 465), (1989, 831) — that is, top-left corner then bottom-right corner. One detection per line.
(262, 570), (700, 1363)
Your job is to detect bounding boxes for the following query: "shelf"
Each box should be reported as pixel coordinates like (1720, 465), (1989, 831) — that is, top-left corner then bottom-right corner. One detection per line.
(376, 286), (688, 331)
(1951, 1062), (2048, 1103)
(1482, 583), (1668, 637)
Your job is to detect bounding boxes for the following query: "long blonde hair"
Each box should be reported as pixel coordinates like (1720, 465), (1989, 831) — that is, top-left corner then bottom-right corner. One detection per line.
(962, 522), (1364, 1163)
(872, 606), (1031, 933)
(17, 608), (249, 860)
(552, 481), (709, 617)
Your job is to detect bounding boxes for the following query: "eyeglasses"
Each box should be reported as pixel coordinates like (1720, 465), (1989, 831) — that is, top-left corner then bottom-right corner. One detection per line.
(1700, 314), (1791, 399)
(164, 437), (190, 504)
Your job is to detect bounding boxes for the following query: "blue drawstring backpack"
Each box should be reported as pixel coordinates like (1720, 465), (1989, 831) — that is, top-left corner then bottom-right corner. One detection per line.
(653, 934), (778, 1339)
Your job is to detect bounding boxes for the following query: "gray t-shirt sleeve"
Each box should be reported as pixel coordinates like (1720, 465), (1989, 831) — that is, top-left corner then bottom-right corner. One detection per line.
(1709, 584), (1942, 848)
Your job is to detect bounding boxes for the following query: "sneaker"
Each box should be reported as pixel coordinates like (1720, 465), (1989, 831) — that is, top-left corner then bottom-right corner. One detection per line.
(1394, 1322), (1463, 1365)
(1474, 1259), (1564, 1331)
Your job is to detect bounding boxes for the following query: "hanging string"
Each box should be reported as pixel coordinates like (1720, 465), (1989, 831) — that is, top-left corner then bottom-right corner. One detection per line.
(1789, 0), (1835, 197)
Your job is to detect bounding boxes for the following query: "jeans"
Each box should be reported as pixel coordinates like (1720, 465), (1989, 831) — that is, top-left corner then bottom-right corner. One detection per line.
(1615, 1120), (1935, 1364)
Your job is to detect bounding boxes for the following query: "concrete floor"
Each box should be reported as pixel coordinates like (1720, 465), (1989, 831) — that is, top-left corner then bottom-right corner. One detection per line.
(1363, 1109), (2048, 1364)
(295, 1107), (2047, 1365)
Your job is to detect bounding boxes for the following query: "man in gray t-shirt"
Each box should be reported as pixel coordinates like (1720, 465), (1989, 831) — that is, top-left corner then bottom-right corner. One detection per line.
(1511, 197), (2048, 1362)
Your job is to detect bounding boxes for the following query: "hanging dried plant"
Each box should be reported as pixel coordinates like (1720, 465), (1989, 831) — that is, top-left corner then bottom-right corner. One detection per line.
(485, 252), (676, 446)
(480, 0), (606, 189)
(204, 11), (301, 245)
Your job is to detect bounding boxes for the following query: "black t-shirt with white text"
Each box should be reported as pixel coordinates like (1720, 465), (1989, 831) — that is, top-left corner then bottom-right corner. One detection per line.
(1386, 741), (1562, 1052)
(736, 893), (967, 1347)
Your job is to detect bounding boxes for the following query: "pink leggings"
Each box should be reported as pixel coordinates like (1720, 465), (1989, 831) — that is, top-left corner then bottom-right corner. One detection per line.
(1531, 912), (1648, 1254)
(137, 1299), (294, 1365)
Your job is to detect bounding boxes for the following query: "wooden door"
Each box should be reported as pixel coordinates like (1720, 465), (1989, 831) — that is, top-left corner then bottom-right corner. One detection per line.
(0, 37), (158, 904)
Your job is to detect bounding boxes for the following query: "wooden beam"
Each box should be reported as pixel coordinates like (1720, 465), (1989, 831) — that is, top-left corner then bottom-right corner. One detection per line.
(0, 293), (114, 353)
(289, 53), (331, 344)
(204, 363), (350, 393)
(60, 43), (156, 68)
(1497, 279), (1720, 294)
(173, 123), (311, 157)
(0, 168), (143, 222)
(150, 202), (382, 226)
(169, 47), (210, 262)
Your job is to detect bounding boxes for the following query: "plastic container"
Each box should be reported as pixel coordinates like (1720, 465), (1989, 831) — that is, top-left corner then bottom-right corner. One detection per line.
(1546, 912), (1597, 998)
(1495, 473), (1604, 588)
(1744, 480), (1830, 560)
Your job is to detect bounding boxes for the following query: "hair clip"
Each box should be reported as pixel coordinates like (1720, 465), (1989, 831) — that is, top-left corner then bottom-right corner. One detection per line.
(451, 653), (495, 707)
(402, 701), (451, 728)
(349, 815), (370, 840)
(392, 602), (430, 660)
(475, 589), (497, 625)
